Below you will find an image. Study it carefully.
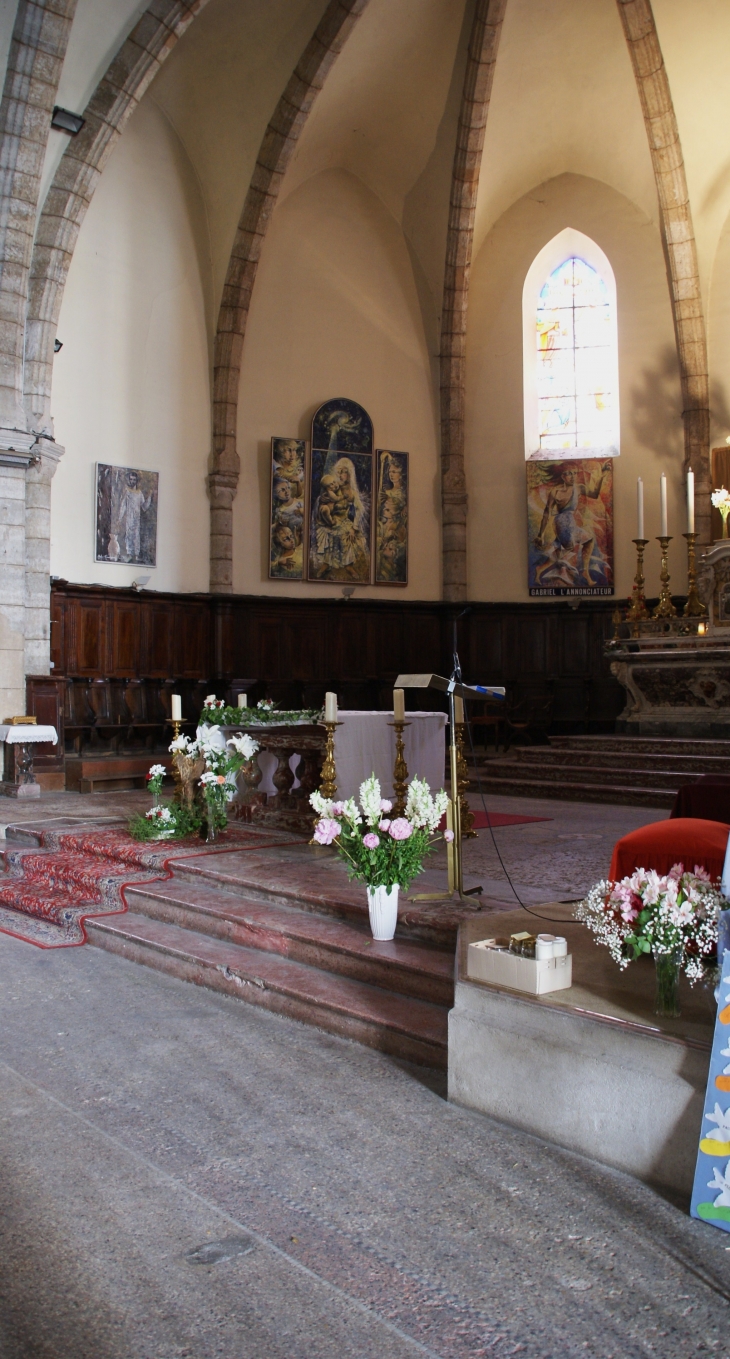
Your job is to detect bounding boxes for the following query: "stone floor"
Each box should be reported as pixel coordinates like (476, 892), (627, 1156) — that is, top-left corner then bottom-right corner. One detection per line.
(1, 787), (729, 1357)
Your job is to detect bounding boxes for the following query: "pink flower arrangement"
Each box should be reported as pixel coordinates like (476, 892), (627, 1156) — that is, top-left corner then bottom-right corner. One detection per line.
(388, 818), (413, 841)
(313, 817), (342, 846)
(378, 819), (391, 831)
(363, 833), (380, 849)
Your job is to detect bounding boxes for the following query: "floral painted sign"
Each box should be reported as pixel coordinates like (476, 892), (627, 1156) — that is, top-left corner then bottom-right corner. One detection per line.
(691, 949), (730, 1232)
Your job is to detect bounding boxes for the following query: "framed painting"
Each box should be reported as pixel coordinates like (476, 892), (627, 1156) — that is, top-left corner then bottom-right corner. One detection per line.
(311, 397), (373, 454)
(95, 463), (158, 566)
(374, 449), (408, 585)
(527, 457), (613, 597)
(269, 437), (306, 579)
(307, 447), (373, 583)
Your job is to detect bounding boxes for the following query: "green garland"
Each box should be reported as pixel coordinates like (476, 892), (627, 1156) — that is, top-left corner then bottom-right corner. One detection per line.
(200, 704), (323, 727)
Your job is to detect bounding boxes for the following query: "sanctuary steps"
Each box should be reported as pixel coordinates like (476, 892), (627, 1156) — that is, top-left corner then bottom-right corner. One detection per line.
(465, 734), (730, 809)
(83, 843), (455, 1069)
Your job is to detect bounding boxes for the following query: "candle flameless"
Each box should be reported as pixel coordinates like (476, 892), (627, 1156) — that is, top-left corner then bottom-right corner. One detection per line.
(393, 688), (405, 723)
(637, 477), (644, 539)
(687, 468), (695, 534)
(237, 693), (247, 708)
(324, 691), (338, 724)
(660, 473), (668, 537)
(454, 695), (464, 725)
(171, 694), (182, 722)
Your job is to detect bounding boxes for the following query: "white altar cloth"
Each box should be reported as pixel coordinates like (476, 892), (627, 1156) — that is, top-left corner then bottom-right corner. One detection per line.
(0, 724), (58, 744)
(334, 711), (447, 802)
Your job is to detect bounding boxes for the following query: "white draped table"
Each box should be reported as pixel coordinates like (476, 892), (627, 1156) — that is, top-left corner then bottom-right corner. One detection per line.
(0, 724), (58, 797)
(333, 710), (448, 802)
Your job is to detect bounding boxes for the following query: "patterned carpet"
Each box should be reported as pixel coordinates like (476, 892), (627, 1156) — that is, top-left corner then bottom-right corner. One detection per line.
(0, 822), (299, 948)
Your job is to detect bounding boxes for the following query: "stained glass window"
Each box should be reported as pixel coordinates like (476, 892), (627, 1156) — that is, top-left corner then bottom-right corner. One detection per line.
(535, 256), (616, 453)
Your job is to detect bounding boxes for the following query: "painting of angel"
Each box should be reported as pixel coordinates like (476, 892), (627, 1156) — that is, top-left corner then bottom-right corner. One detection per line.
(527, 457), (613, 597)
(269, 437), (306, 579)
(307, 448), (372, 582)
(374, 449), (408, 585)
(311, 397), (373, 454)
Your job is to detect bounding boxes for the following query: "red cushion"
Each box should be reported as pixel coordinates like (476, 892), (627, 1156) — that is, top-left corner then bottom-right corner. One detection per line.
(609, 817), (729, 883)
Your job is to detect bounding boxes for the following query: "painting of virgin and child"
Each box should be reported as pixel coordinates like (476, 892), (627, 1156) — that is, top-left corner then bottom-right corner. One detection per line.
(269, 437), (306, 578)
(308, 450), (372, 582)
(374, 450), (408, 584)
(527, 456), (613, 596)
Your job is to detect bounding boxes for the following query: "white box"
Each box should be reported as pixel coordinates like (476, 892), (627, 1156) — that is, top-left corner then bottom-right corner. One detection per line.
(467, 938), (572, 995)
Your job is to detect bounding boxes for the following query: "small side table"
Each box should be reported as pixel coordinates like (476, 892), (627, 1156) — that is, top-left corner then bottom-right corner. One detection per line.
(0, 724), (59, 798)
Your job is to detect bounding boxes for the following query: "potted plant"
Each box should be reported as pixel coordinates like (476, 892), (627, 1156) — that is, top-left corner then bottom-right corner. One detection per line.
(576, 864), (723, 1016)
(310, 774), (451, 940)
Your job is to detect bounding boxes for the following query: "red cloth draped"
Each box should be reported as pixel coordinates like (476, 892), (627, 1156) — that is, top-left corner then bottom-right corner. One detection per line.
(609, 817), (729, 883)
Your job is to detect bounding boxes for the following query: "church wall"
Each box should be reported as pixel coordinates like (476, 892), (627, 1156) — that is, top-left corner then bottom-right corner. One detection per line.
(233, 168), (441, 600)
(49, 98), (213, 595)
(466, 173), (685, 604)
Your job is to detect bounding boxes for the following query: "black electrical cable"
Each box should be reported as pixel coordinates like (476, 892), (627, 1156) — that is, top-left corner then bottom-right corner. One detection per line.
(450, 622), (577, 924)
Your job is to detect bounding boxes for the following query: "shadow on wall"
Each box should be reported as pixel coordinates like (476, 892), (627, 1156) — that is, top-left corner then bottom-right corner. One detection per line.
(629, 345), (684, 462)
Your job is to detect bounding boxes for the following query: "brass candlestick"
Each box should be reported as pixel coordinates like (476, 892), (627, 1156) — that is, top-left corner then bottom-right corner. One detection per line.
(682, 531), (707, 618)
(652, 535), (677, 618)
(388, 720), (411, 817)
(455, 723), (476, 838)
(626, 538), (649, 635)
(170, 718), (183, 798)
(318, 720), (340, 801)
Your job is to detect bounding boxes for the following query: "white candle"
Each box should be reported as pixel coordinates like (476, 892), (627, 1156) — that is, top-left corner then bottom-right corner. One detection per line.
(324, 691), (337, 723)
(660, 473), (668, 536)
(637, 477), (644, 539)
(171, 693), (182, 722)
(687, 468), (695, 533)
(454, 695), (464, 725)
(237, 693), (247, 708)
(393, 688), (405, 722)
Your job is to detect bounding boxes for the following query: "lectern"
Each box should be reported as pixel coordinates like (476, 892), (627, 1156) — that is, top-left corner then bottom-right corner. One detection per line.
(395, 673), (506, 897)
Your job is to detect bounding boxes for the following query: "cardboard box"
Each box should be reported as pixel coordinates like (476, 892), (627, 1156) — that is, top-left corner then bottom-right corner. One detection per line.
(467, 938), (572, 995)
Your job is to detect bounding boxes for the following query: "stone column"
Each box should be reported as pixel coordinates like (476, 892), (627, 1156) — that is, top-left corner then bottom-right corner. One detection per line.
(24, 436), (63, 677)
(0, 458), (27, 724)
(208, 470), (238, 593)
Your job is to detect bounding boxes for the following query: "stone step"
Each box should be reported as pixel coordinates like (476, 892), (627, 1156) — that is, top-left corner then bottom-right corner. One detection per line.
(124, 879), (454, 1006)
(468, 773), (675, 808)
(86, 911), (448, 1068)
(503, 749), (730, 773)
(465, 758), (698, 791)
(548, 735), (730, 756)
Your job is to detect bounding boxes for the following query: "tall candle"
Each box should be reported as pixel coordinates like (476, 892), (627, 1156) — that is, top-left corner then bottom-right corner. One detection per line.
(324, 691), (337, 723)
(171, 693), (182, 721)
(237, 693), (247, 708)
(454, 695), (464, 725)
(687, 468), (695, 533)
(637, 477), (644, 539)
(660, 473), (668, 536)
(393, 688), (405, 722)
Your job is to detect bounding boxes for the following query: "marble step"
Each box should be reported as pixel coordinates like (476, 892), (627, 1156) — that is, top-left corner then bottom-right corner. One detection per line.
(469, 773), (675, 808)
(86, 911), (448, 1068)
(470, 761), (700, 791)
(505, 748), (730, 773)
(124, 879), (454, 1006)
(549, 735), (730, 756)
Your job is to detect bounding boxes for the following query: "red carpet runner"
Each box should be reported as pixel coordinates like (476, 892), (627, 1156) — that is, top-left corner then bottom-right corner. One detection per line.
(0, 822), (298, 948)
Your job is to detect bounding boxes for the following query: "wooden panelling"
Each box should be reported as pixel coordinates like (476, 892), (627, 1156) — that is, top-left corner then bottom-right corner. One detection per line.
(48, 582), (625, 732)
(25, 674), (65, 775)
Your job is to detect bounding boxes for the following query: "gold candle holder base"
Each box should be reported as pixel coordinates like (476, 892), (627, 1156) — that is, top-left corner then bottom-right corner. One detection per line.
(626, 538), (649, 635)
(169, 718), (183, 799)
(388, 720), (411, 818)
(318, 720), (341, 802)
(682, 531), (707, 618)
(456, 723), (476, 838)
(652, 535), (677, 619)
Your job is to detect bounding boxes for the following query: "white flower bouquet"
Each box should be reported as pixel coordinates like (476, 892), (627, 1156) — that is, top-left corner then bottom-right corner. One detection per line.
(712, 487), (730, 537)
(129, 730), (259, 841)
(576, 863), (722, 984)
(310, 774), (451, 890)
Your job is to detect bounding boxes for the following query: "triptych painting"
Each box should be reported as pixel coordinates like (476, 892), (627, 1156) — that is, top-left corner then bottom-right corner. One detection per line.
(268, 398), (408, 585)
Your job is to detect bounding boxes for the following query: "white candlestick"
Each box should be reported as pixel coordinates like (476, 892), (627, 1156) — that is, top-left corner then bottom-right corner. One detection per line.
(324, 691), (337, 723)
(687, 468), (695, 533)
(660, 473), (668, 536)
(237, 693), (247, 708)
(393, 688), (405, 723)
(171, 693), (182, 722)
(454, 695), (464, 725)
(637, 477), (644, 539)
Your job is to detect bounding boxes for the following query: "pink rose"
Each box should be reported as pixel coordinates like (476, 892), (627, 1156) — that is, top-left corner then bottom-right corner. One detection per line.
(313, 818), (341, 846)
(389, 818), (413, 841)
(363, 832), (380, 849)
(379, 819), (391, 831)
(332, 801), (346, 815)
(443, 829), (454, 843)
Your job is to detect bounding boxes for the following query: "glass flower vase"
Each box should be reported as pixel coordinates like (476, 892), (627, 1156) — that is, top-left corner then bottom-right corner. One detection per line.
(654, 949), (682, 1018)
